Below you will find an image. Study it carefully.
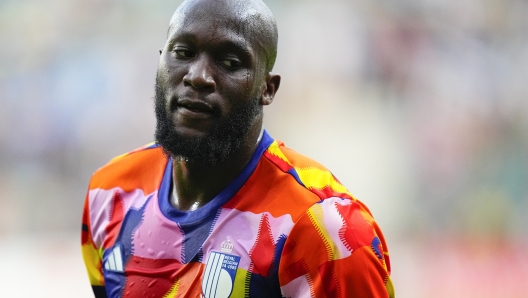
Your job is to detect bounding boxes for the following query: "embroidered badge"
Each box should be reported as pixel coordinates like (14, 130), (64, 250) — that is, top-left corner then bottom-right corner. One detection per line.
(202, 238), (240, 298)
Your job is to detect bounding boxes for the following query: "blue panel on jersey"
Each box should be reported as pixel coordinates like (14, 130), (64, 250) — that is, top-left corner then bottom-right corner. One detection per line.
(103, 197), (150, 298)
(371, 236), (383, 259)
(179, 209), (221, 263)
(117, 196), (151, 262)
(101, 269), (125, 298)
(190, 247), (204, 263)
(286, 168), (306, 187)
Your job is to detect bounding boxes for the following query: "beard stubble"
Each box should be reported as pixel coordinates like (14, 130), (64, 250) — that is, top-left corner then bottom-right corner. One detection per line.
(154, 74), (261, 166)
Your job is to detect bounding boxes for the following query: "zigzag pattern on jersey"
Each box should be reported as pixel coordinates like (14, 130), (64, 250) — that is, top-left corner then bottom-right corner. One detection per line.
(263, 140), (355, 201)
(162, 279), (180, 298)
(306, 203), (341, 261)
(265, 140), (395, 297)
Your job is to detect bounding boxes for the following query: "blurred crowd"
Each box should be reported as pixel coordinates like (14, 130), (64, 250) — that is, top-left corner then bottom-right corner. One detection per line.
(1, 0), (526, 296)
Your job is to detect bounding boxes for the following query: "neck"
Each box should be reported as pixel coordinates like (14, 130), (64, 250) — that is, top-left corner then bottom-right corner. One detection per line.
(170, 126), (263, 211)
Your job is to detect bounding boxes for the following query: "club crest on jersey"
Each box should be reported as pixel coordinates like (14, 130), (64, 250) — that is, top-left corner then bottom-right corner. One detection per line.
(202, 238), (240, 298)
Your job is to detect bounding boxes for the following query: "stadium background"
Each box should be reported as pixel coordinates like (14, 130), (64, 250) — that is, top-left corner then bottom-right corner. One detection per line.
(1, 0), (527, 296)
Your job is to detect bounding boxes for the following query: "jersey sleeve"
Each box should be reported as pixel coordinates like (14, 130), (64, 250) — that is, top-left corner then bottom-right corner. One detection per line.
(278, 197), (395, 298)
(81, 188), (108, 298)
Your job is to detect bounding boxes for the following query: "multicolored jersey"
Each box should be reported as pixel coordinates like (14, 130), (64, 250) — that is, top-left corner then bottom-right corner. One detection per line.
(81, 130), (394, 298)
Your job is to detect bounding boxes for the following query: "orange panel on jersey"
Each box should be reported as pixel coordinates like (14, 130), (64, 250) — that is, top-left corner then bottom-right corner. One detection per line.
(90, 147), (168, 194)
(226, 157), (320, 220)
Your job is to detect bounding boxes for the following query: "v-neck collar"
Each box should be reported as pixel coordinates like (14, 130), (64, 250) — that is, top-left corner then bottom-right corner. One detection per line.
(157, 130), (274, 224)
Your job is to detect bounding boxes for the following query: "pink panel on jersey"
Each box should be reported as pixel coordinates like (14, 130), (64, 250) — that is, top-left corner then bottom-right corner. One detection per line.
(319, 197), (354, 259)
(280, 274), (312, 297)
(131, 196), (183, 261)
(201, 208), (294, 271)
(88, 188), (152, 248)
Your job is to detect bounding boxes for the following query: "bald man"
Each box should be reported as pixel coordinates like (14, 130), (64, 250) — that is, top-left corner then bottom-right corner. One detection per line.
(81, 0), (395, 297)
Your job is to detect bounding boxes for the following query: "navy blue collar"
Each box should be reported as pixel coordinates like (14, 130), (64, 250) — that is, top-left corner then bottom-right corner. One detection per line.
(158, 130), (274, 224)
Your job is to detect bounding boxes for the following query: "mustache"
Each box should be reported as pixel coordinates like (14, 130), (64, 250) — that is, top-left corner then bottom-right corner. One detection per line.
(169, 91), (215, 112)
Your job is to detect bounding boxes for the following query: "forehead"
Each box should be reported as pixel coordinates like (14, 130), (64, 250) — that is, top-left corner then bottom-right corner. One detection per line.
(167, 1), (263, 49)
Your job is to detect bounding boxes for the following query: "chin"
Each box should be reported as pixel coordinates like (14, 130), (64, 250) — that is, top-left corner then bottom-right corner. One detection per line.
(154, 81), (261, 165)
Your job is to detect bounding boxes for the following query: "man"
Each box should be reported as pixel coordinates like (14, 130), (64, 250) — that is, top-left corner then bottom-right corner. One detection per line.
(81, 0), (395, 297)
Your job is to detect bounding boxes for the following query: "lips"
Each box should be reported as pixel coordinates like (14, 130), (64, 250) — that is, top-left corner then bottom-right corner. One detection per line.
(175, 98), (215, 117)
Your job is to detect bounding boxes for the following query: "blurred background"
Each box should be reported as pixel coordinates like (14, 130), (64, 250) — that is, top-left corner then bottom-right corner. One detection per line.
(1, 0), (527, 296)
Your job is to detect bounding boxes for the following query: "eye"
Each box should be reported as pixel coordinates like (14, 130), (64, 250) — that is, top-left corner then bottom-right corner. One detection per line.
(219, 58), (242, 69)
(173, 48), (195, 59)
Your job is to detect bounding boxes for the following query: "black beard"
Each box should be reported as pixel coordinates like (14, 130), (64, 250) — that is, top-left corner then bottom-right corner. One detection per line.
(154, 74), (261, 166)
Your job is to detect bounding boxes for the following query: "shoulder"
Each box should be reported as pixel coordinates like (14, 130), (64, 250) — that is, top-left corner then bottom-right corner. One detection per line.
(89, 143), (168, 192)
(85, 143), (168, 248)
(263, 141), (382, 251)
(263, 140), (355, 202)
(234, 139), (357, 223)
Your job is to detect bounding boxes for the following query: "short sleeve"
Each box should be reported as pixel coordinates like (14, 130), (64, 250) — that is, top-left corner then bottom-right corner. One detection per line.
(278, 197), (394, 298)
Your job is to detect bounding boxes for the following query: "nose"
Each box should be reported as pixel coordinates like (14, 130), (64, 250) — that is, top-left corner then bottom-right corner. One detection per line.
(182, 55), (216, 90)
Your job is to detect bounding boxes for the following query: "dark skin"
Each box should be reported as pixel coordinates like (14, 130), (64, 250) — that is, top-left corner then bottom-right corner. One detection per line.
(157, 0), (281, 211)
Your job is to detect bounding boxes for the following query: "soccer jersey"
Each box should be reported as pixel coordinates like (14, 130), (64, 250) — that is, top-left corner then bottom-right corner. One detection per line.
(81, 130), (394, 298)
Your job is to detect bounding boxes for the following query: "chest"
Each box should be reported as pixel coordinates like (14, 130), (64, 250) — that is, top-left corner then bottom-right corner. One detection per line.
(101, 196), (293, 298)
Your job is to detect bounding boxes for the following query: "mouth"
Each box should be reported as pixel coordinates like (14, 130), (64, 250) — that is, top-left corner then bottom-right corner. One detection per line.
(175, 98), (215, 117)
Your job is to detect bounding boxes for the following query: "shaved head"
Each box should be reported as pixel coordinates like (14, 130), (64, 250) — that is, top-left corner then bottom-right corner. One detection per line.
(168, 0), (278, 72)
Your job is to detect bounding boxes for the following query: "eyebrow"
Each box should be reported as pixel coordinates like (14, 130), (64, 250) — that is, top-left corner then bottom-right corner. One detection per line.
(168, 31), (254, 58)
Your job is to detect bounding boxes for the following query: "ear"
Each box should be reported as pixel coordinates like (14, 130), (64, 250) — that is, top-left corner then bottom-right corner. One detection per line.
(259, 73), (281, 106)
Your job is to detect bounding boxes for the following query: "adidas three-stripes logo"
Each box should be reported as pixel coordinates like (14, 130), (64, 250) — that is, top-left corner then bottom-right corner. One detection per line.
(104, 245), (124, 272)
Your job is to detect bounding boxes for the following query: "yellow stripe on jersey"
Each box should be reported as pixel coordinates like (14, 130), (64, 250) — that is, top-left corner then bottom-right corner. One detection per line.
(307, 204), (341, 261)
(81, 244), (104, 286)
(266, 141), (354, 201)
(265, 141), (292, 164)
(386, 276), (396, 298)
(162, 278), (180, 298)
(295, 167), (349, 194)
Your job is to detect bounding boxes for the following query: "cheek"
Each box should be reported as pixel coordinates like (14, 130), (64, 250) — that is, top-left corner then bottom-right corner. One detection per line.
(159, 53), (186, 85)
(238, 70), (261, 95)
(158, 52), (170, 73)
(223, 74), (259, 102)
(157, 59), (172, 86)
